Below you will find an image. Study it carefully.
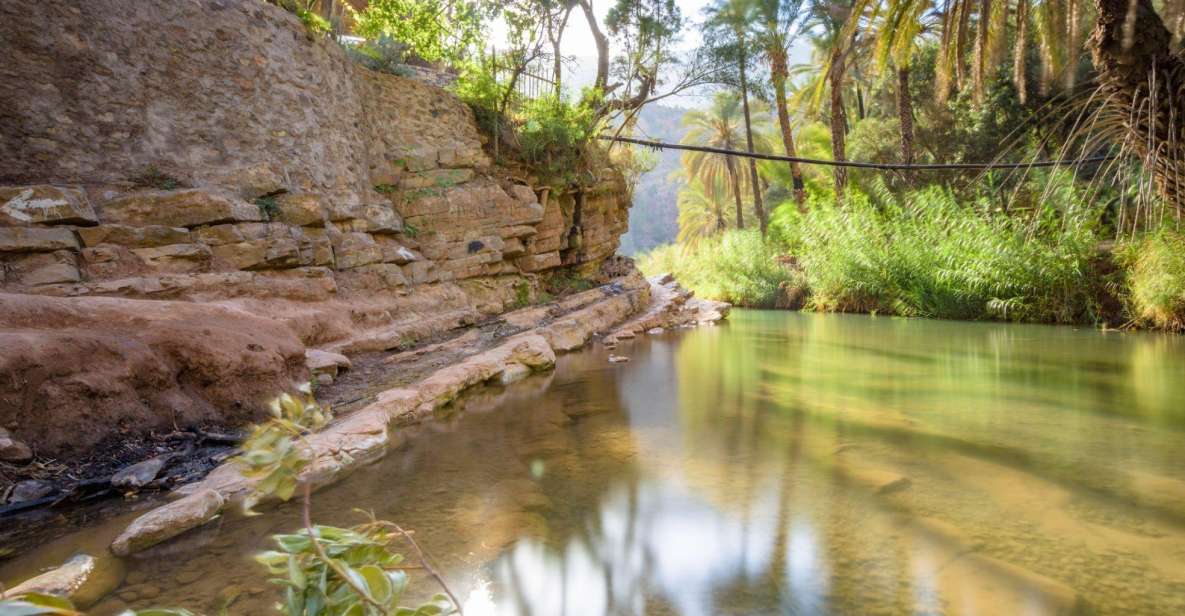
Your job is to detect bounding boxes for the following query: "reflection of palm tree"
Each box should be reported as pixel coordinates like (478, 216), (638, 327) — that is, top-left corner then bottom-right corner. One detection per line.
(680, 92), (774, 229)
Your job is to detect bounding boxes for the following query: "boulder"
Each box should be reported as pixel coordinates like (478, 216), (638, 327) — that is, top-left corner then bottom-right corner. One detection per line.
(111, 455), (171, 490)
(100, 189), (262, 228)
(306, 349), (351, 379)
(9, 479), (54, 503)
(0, 185), (97, 226)
(0, 427), (32, 462)
(0, 227), (79, 252)
(110, 489), (225, 556)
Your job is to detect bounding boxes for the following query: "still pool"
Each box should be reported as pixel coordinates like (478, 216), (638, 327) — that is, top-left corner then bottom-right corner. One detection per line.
(6, 310), (1185, 615)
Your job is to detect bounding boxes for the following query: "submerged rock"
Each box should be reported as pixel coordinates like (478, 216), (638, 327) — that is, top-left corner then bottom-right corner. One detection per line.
(608, 355), (630, 363)
(646, 327), (664, 335)
(499, 362), (532, 385)
(4, 553), (122, 607)
(110, 489), (225, 556)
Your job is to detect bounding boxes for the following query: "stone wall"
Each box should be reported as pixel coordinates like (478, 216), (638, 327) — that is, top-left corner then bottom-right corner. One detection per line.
(0, 0), (632, 457)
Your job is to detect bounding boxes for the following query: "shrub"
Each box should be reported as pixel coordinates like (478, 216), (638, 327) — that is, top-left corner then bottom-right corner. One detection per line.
(1118, 230), (1185, 330)
(637, 230), (796, 308)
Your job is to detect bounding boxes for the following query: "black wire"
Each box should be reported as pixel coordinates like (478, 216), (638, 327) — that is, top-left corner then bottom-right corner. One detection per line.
(598, 135), (1116, 171)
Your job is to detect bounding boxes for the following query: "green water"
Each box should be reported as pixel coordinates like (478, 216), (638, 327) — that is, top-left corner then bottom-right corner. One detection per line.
(7, 311), (1185, 615)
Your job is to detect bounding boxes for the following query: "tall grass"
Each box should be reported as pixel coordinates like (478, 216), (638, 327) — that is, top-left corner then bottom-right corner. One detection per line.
(1118, 230), (1185, 330)
(637, 230), (797, 308)
(641, 174), (1119, 324)
(770, 179), (1105, 323)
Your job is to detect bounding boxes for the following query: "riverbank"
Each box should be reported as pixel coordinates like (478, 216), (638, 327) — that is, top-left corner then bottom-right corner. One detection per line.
(639, 216), (1185, 331)
(0, 272), (729, 608)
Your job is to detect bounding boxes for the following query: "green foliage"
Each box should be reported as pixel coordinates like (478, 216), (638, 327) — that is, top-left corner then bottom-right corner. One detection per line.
(512, 280), (532, 309)
(771, 174), (1103, 322)
(637, 229), (796, 308)
(344, 36), (415, 76)
(269, 0), (332, 35)
(0, 593), (81, 615)
(374, 184), (398, 194)
(255, 518), (453, 616)
(255, 196), (281, 221)
(350, 0), (486, 65)
(236, 387), (332, 514)
(1118, 230), (1185, 330)
(517, 94), (603, 184)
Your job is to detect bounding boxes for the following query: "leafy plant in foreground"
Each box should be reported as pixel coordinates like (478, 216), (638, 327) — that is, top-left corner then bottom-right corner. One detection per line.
(0, 388), (459, 616)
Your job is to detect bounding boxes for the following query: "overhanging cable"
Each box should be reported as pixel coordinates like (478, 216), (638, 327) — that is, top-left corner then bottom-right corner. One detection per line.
(598, 135), (1116, 171)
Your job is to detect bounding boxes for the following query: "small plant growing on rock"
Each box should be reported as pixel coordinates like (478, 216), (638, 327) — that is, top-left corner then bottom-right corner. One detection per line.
(130, 165), (180, 190)
(254, 196), (281, 221)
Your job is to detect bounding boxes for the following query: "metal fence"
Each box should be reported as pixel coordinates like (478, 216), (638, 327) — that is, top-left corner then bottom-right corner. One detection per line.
(489, 48), (557, 104)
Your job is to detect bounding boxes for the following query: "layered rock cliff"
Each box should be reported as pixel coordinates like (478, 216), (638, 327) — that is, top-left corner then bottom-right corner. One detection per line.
(0, 0), (632, 459)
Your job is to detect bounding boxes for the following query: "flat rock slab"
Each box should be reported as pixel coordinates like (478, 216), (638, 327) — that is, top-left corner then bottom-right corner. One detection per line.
(110, 489), (225, 556)
(0, 185), (97, 226)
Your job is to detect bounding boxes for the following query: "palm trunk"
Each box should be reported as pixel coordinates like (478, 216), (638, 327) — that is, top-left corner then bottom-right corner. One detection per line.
(829, 48), (849, 197)
(737, 39), (767, 234)
(770, 49), (806, 209)
(897, 67), (916, 165)
(1014, 0), (1030, 103)
(726, 155), (745, 229)
(1090, 0), (1185, 211)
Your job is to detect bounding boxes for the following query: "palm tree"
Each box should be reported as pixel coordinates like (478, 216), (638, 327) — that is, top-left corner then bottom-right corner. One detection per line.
(676, 178), (731, 243)
(751, 0), (810, 208)
(705, 0), (772, 232)
(924, 0), (1185, 210)
(805, 0), (859, 197)
(681, 92), (775, 229)
(847, 0), (935, 164)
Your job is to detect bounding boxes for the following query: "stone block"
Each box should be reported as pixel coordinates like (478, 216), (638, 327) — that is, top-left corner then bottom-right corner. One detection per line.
(331, 232), (383, 270)
(273, 192), (328, 226)
(101, 189), (262, 228)
(4, 250), (81, 286)
(132, 243), (212, 274)
(402, 260), (437, 285)
(0, 185), (97, 226)
(78, 224), (190, 248)
(298, 228), (335, 267)
(375, 236), (421, 264)
(0, 226), (79, 252)
(211, 238), (300, 271)
(516, 251), (561, 273)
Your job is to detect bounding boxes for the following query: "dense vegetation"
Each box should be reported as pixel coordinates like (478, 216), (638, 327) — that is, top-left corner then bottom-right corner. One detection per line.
(635, 0), (1185, 329)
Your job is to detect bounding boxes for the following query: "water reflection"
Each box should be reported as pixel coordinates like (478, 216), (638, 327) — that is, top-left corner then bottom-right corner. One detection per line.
(7, 311), (1185, 615)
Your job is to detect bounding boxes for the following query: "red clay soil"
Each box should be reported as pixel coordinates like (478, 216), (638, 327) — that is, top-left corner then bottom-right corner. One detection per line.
(0, 293), (308, 459)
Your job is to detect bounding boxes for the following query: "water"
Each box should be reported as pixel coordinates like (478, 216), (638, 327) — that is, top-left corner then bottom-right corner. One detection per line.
(6, 311), (1185, 615)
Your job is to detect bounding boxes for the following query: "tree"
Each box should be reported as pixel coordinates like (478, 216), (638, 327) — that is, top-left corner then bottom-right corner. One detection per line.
(681, 92), (775, 229)
(847, 0), (934, 164)
(806, 0), (859, 197)
(751, 0), (809, 208)
(677, 178), (731, 242)
(705, 0), (771, 232)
